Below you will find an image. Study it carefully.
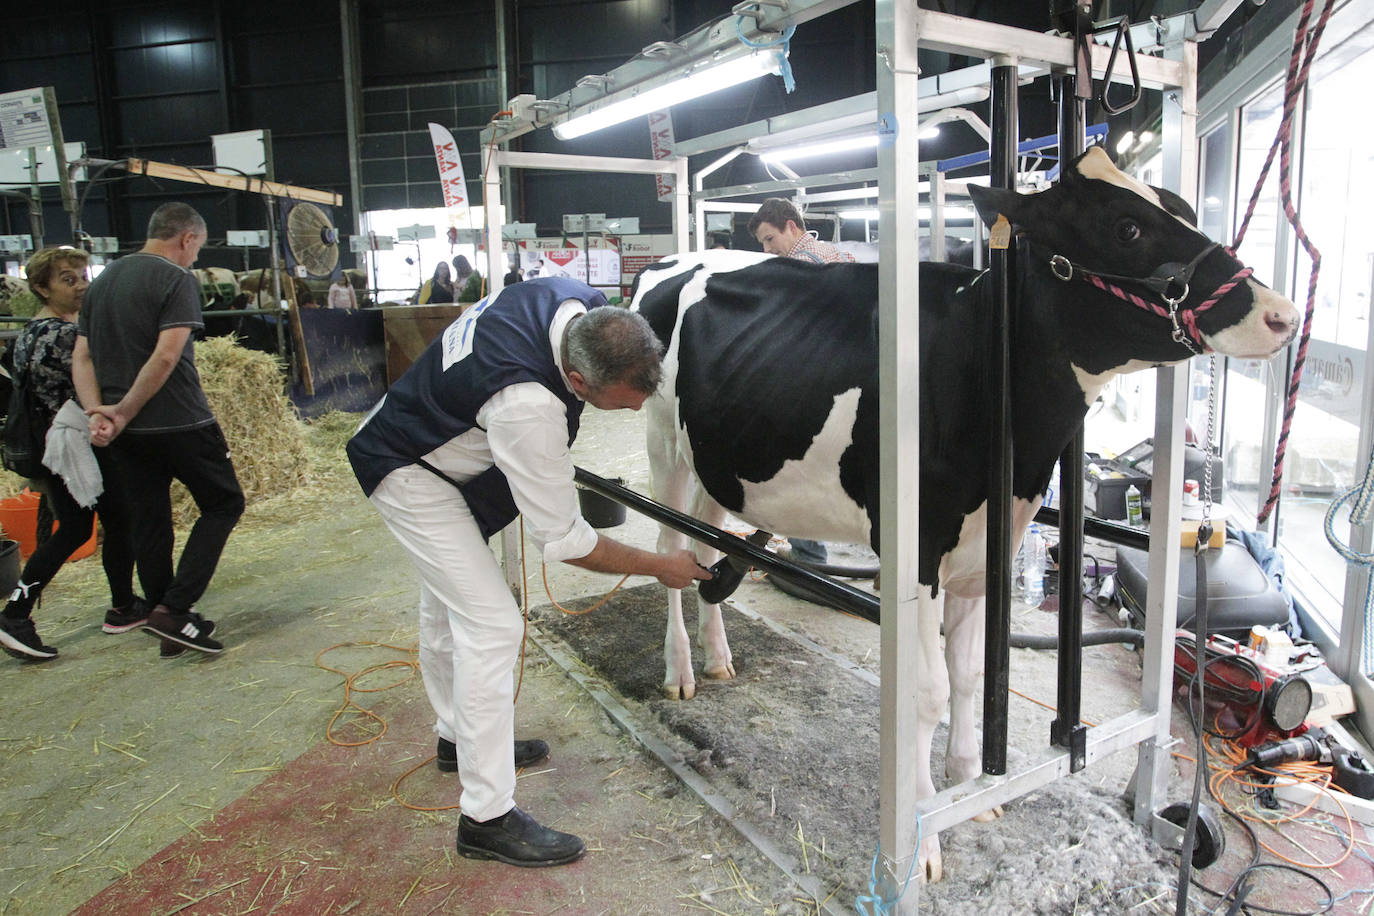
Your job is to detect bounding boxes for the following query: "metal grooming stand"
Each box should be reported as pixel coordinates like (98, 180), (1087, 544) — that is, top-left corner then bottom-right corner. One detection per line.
(483, 3), (1216, 910)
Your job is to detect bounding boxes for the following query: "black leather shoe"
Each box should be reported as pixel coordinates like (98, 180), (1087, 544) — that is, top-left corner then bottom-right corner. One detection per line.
(457, 806), (585, 867)
(437, 737), (551, 772)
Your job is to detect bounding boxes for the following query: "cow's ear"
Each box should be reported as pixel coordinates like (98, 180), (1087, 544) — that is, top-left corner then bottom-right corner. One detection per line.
(967, 183), (1042, 229)
(1150, 186), (1199, 226)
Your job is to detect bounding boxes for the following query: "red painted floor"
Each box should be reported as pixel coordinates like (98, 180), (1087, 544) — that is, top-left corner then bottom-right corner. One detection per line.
(72, 695), (614, 916)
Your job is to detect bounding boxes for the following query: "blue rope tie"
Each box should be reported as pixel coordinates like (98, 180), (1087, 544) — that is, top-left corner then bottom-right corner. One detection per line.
(735, 17), (796, 93)
(1323, 446), (1374, 672)
(853, 820), (923, 915)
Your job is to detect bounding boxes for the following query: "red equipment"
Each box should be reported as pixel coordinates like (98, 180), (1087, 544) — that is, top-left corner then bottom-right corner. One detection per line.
(1173, 630), (1313, 747)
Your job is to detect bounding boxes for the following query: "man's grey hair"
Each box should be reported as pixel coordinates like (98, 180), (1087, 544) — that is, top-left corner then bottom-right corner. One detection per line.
(565, 307), (663, 395)
(147, 202), (206, 241)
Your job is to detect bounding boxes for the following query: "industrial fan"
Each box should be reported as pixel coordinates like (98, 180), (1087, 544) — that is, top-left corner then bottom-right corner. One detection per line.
(279, 199), (340, 279)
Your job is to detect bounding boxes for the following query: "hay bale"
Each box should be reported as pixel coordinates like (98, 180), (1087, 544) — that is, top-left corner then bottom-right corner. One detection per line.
(171, 336), (309, 526)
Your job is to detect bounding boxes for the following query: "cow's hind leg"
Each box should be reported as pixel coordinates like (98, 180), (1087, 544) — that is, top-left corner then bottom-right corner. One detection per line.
(914, 592), (950, 883)
(690, 490), (735, 683)
(943, 592), (1003, 823)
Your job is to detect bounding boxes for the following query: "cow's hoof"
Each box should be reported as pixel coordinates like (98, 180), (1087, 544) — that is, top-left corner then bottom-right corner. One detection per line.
(663, 682), (697, 700)
(919, 838), (942, 883)
(971, 804), (1004, 823)
(703, 660), (735, 681)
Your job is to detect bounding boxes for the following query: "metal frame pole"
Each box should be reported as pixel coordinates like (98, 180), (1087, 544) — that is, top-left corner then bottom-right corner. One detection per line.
(876, 0), (923, 907)
(1049, 66), (1088, 768)
(982, 55), (1018, 778)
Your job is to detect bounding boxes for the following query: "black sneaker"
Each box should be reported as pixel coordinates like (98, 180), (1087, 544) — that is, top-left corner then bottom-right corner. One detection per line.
(156, 611), (214, 659)
(143, 605), (222, 655)
(437, 737), (551, 772)
(102, 596), (151, 633)
(0, 615), (59, 660)
(456, 806), (585, 867)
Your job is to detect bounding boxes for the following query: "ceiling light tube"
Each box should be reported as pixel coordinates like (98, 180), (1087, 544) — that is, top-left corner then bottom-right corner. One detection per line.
(760, 134), (880, 164)
(554, 51), (783, 140)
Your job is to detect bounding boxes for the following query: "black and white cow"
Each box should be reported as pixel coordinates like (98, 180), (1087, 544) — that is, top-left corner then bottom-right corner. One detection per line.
(629, 147), (1300, 882)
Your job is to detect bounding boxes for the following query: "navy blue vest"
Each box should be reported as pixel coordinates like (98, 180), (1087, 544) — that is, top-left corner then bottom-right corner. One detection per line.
(347, 278), (609, 525)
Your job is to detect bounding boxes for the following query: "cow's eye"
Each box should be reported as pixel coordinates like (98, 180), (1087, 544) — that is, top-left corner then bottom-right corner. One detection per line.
(1115, 220), (1141, 243)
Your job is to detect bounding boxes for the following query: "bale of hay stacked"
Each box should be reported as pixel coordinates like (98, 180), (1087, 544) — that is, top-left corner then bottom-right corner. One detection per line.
(0, 336), (311, 527)
(177, 335), (309, 525)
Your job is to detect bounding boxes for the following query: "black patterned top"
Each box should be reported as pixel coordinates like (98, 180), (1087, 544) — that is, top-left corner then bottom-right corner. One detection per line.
(11, 316), (77, 429)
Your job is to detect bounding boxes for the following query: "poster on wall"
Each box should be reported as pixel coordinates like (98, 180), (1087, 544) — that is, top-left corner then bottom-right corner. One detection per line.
(518, 238), (622, 288)
(619, 235), (677, 287)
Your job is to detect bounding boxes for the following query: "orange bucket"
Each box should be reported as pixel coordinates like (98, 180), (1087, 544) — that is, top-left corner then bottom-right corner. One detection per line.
(0, 488), (98, 561)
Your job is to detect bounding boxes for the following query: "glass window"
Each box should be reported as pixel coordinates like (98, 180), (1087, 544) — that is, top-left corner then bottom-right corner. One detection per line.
(1218, 79), (1286, 538)
(1268, 25), (1374, 638)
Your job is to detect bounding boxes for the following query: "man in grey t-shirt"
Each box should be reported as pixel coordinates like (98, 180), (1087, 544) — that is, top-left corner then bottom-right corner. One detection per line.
(73, 202), (245, 656)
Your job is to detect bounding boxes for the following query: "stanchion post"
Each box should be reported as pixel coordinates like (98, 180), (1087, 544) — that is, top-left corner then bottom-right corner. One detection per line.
(982, 55), (1018, 778)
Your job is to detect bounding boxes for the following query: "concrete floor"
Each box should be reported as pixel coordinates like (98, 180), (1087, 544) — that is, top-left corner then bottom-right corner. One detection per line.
(3, 406), (1372, 915)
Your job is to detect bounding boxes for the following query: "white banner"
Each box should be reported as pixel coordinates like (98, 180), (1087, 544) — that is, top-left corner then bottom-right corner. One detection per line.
(647, 110), (675, 203)
(428, 122), (470, 223)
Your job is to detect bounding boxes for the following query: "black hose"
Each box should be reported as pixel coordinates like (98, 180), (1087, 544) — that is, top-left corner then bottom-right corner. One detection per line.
(1009, 628), (1144, 649)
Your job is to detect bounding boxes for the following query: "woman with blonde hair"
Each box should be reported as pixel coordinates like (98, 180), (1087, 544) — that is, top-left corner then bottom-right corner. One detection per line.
(0, 247), (141, 661)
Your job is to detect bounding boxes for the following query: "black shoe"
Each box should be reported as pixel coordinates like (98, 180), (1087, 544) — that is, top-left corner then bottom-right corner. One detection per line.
(437, 737), (551, 772)
(0, 615), (58, 660)
(102, 596), (151, 633)
(143, 605), (222, 655)
(456, 806), (585, 867)
(158, 610), (213, 659)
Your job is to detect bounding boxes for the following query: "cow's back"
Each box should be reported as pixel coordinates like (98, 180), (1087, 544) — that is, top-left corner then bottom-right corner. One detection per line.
(636, 256), (879, 544)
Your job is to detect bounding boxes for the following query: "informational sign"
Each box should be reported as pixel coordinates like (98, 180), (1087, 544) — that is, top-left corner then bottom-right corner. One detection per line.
(227, 230), (270, 247)
(502, 222), (537, 240)
(428, 122), (470, 224)
(0, 235), (34, 254)
(0, 89), (51, 151)
(519, 238), (621, 287)
(618, 234), (676, 286)
(647, 110), (676, 202)
(603, 217), (639, 235)
(395, 224), (436, 242)
(562, 213), (606, 234)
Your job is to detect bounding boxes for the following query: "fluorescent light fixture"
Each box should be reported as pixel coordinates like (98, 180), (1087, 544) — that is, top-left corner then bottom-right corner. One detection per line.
(760, 134), (878, 164)
(918, 125), (941, 140)
(554, 51), (782, 140)
(838, 205), (977, 222)
(1114, 131), (1136, 155)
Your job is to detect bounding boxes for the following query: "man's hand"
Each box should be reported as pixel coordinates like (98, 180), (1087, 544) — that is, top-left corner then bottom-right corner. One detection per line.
(86, 406), (126, 447)
(656, 549), (712, 590)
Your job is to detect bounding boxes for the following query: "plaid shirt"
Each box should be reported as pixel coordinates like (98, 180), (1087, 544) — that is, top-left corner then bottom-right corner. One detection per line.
(786, 232), (856, 264)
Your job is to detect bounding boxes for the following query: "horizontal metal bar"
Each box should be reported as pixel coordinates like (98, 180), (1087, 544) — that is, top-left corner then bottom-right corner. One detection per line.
(692, 169), (880, 204)
(490, 150), (678, 176)
(1034, 505), (1150, 552)
(917, 707), (1163, 833)
(935, 122), (1108, 172)
(573, 467), (880, 623)
(913, 9), (1186, 90)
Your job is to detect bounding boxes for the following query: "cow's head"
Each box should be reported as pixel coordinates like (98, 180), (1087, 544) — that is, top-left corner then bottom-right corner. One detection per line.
(967, 147), (1299, 362)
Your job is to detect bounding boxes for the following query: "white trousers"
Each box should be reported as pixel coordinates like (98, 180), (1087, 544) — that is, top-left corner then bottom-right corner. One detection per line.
(369, 464), (523, 822)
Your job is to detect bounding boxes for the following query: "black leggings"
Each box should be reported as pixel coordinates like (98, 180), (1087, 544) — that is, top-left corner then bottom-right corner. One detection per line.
(3, 448), (135, 618)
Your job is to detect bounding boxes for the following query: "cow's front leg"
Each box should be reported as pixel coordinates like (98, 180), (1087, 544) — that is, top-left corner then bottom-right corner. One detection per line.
(693, 498), (735, 683)
(663, 586), (697, 699)
(943, 592), (1003, 824)
(914, 592), (950, 882)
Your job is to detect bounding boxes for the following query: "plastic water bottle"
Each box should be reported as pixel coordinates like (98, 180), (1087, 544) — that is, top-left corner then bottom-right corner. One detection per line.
(1023, 524), (1045, 609)
(1125, 484), (1144, 528)
(1011, 535), (1026, 599)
